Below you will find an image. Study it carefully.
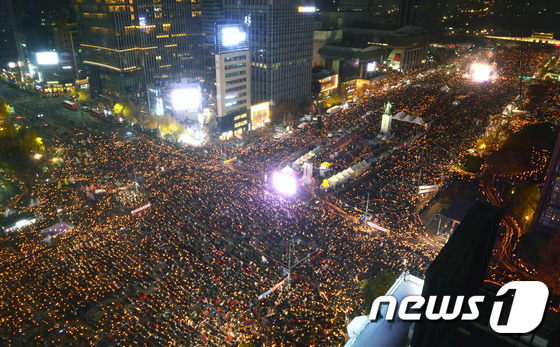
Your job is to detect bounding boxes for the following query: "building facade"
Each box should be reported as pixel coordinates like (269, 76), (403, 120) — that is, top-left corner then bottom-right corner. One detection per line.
(201, 0), (224, 88)
(74, 0), (204, 103)
(530, 131), (560, 236)
(215, 22), (251, 136)
(223, 0), (314, 105)
(339, 0), (369, 11)
(0, 0), (24, 66)
(52, 19), (87, 84)
(399, 0), (445, 33)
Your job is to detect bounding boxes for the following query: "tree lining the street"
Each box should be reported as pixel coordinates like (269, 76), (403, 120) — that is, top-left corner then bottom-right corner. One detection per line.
(0, 121), (45, 181)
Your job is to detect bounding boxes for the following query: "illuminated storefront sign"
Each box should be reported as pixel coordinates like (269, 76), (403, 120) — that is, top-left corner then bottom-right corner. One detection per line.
(298, 6), (316, 13)
(251, 102), (270, 128)
(319, 75), (338, 92)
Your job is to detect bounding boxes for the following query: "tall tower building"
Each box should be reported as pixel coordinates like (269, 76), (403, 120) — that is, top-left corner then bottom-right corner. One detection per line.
(530, 131), (560, 236)
(399, 0), (445, 33)
(74, 0), (204, 103)
(339, 0), (369, 11)
(52, 20), (87, 82)
(223, 0), (314, 106)
(0, 0), (24, 66)
(215, 22), (251, 136)
(201, 0), (224, 88)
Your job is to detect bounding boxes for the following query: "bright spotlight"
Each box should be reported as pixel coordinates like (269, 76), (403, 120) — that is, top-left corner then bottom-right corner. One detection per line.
(470, 63), (491, 83)
(273, 172), (297, 196)
(171, 88), (201, 111)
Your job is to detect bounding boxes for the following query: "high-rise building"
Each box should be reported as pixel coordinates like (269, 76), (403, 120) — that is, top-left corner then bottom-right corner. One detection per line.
(411, 202), (503, 347)
(201, 0), (224, 88)
(74, 0), (204, 103)
(0, 0), (24, 66)
(369, 0), (389, 24)
(52, 19), (87, 83)
(223, 0), (314, 105)
(215, 22), (251, 136)
(399, 0), (445, 33)
(339, 0), (369, 11)
(530, 131), (560, 236)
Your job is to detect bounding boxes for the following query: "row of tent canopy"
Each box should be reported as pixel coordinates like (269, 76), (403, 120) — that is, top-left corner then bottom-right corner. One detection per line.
(280, 165), (295, 176)
(392, 111), (426, 125)
(293, 147), (322, 167)
(322, 160), (371, 189)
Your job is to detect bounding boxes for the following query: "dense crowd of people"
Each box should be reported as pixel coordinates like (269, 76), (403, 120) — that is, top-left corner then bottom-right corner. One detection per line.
(0, 45), (554, 345)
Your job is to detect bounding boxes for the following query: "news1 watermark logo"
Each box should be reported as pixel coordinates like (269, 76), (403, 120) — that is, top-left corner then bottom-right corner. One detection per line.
(369, 281), (549, 334)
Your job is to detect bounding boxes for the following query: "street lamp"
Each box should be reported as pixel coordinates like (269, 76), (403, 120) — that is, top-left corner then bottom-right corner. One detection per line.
(524, 215), (529, 230)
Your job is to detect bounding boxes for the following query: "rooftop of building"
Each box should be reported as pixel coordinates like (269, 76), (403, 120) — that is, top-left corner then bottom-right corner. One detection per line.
(345, 272), (424, 347)
(343, 24), (426, 36)
(318, 43), (383, 60)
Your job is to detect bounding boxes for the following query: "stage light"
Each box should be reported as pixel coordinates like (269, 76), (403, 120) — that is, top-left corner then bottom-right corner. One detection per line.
(470, 63), (491, 83)
(273, 172), (297, 195)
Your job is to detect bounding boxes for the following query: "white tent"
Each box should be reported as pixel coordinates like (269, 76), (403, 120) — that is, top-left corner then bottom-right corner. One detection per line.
(344, 168), (355, 177)
(403, 115), (414, 122)
(359, 160), (370, 169)
(328, 176), (339, 188)
(335, 172), (347, 182)
(281, 166), (295, 176)
(412, 117), (426, 125)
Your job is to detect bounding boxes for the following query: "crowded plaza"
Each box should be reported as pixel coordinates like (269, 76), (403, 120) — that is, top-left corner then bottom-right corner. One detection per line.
(0, 45), (556, 345)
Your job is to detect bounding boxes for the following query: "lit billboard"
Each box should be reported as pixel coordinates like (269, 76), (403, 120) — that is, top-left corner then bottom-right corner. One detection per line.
(36, 52), (59, 65)
(319, 74), (338, 92)
(171, 88), (202, 111)
(298, 6), (316, 13)
(251, 102), (270, 128)
(216, 23), (249, 54)
(139, 15), (147, 32)
(222, 27), (246, 47)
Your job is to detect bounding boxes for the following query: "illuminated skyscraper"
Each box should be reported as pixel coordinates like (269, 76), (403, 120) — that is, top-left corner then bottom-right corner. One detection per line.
(74, 0), (204, 102)
(201, 0), (224, 88)
(531, 131), (560, 236)
(223, 0), (314, 105)
(215, 22), (251, 136)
